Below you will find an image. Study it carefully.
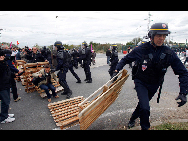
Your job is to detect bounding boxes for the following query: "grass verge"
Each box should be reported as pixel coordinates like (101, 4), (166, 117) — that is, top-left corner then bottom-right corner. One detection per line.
(151, 122), (188, 130)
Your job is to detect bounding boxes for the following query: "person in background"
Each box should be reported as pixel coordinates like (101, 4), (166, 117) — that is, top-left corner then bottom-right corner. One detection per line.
(91, 50), (96, 65)
(106, 48), (111, 65)
(0, 50), (15, 123)
(15, 48), (21, 60)
(32, 64), (59, 102)
(11, 47), (18, 61)
(1, 45), (22, 102)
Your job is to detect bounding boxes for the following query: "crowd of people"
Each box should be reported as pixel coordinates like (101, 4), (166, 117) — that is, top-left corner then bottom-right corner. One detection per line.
(0, 42), (97, 123)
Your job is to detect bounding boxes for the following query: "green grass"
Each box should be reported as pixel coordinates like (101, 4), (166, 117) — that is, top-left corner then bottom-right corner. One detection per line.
(151, 122), (188, 130)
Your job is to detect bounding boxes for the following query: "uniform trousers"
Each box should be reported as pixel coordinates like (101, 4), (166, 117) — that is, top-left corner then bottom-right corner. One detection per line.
(130, 79), (160, 130)
(68, 64), (80, 81)
(83, 62), (91, 80)
(57, 67), (70, 89)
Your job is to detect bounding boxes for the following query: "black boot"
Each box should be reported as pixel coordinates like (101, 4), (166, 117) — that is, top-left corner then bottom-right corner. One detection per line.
(59, 81), (71, 97)
(76, 79), (81, 83)
(128, 120), (135, 129)
(86, 78), (92, 83)
(66, 89), (72, 99)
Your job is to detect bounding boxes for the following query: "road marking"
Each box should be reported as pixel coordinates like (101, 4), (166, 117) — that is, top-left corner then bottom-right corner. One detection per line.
(98, 107), (177, 119)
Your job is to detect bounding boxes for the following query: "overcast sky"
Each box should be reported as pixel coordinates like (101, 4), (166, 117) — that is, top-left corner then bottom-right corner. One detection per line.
(0, 11), (188, 48)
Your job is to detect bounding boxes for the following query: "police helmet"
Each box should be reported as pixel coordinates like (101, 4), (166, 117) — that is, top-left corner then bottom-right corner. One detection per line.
(148, 23), (170, 39)
(112, 44), (118, 50)
(54, 41), (64, 51)
(54, 41), (62, 46)
(82, 42), (88, 47)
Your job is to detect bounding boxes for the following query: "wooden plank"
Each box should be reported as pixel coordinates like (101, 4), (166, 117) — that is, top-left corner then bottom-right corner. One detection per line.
(78, 69), (129, 130)
(79, 73), (128, 118)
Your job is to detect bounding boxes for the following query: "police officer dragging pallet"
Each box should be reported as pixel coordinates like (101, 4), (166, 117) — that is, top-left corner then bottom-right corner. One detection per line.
(114, 23), (188, 130)
(54, 41), (72, 99)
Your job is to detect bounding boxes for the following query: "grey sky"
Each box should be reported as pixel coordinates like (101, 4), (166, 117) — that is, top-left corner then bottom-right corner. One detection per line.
(0, 11), (188, 48)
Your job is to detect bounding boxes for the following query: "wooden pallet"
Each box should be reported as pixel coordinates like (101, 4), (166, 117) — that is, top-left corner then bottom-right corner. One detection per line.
(15, 60), (26, 83)
(78, 69), (129, 130)
(48, 96), (90, 130)
(21, 62), (64, 97)
(48, 69), (129, 130)
(24, 63), (38, 93)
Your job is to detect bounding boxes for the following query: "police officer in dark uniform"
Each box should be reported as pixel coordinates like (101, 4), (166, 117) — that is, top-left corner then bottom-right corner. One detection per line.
(114, 23), (188, 130)
(79, 42), (92, 83)
(109, 44), (119, 79)
(54, 41), (72, 99)
(51, 46), (58, 69)
(41, 46), (52, 66)
(78, 47), (83, 67)
(67, 49), (81, 83)
(71, 48), (79, 69)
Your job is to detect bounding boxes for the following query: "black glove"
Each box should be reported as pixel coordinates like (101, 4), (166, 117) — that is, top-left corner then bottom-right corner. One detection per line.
(175, 93), (187, 107)
(111, 71), (118, 79)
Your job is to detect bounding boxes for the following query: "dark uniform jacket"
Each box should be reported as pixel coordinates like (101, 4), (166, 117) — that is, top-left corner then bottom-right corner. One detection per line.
(116, 42), (188, 94)
(110, 49), (119, 66)
(81, 47), (91, 64)
(0, 60), (11, 91)
(56, 50), (69, 71)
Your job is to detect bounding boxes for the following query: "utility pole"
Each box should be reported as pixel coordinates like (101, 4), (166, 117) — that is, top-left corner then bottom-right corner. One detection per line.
(144, 12), (153, 39)
(55, 16), (58, 41)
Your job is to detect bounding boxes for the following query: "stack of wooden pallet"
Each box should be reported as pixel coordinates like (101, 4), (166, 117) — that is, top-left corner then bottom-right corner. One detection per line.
(24, 63), (38, 93)
(15, 60), (26, 84)
(48, 69), (129, 130)
(15, 61), (64, 98)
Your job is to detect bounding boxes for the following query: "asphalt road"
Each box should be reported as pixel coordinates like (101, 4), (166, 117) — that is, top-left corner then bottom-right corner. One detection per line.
(0, 53), (187, 130)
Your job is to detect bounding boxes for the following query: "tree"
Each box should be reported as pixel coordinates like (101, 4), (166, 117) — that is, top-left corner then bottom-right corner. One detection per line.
(132, 37), (142, 45)
(126, 41), (134, 46)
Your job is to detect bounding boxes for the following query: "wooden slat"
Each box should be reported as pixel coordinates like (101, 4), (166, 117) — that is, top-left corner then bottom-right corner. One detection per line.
(78, 69), (129, 130)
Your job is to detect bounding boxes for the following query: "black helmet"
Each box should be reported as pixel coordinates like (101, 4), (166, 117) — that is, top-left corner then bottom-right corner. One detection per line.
(82, 41), (88, 47)
(112, 44), (118, 50)
(54, 41), (62, 46)
(148, 23), (170, 39)
(54, 41), (64, 51)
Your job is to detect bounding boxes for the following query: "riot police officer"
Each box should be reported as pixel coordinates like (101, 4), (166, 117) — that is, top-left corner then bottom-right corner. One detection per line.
(114, 23), (188, 130)
(51, 45), (58, 69)
(79, 42), (92, 83)
(71, 48), (79, 69)
(109, 44), (119, 79)
(54, 41), (72, 99)
(67, 49), (81, 83)
(41, 46), (52, 66)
